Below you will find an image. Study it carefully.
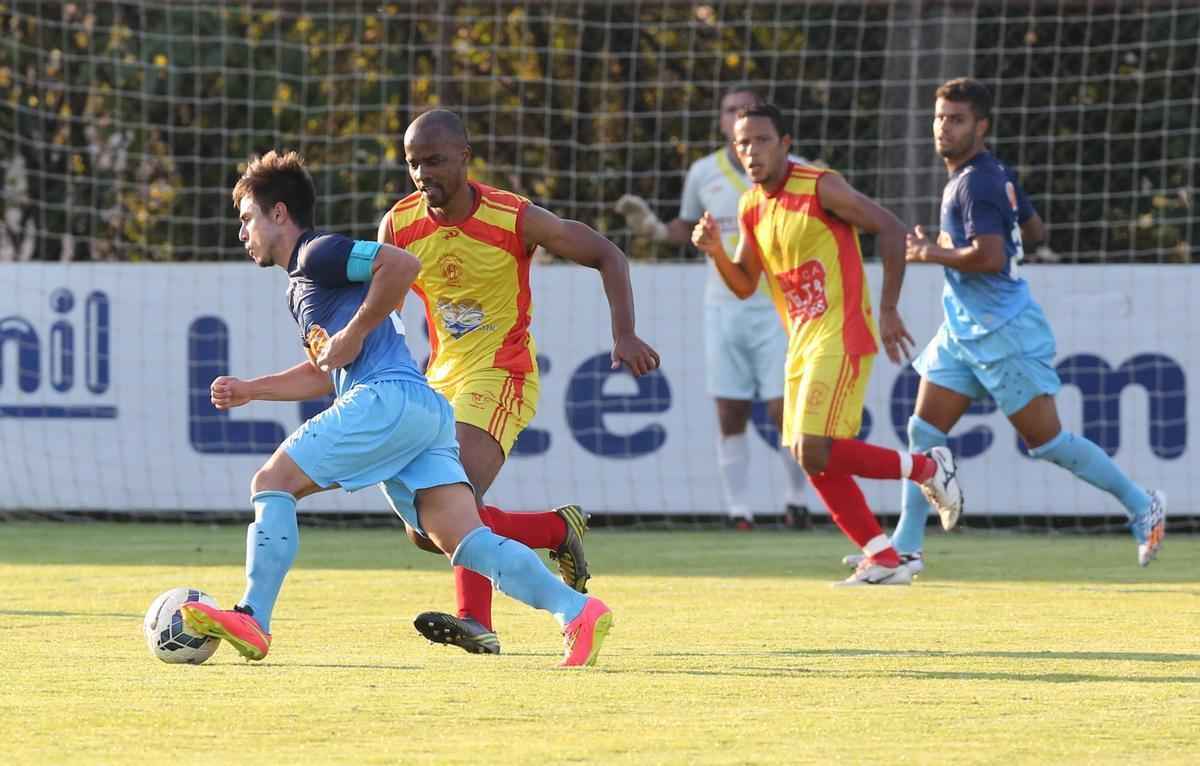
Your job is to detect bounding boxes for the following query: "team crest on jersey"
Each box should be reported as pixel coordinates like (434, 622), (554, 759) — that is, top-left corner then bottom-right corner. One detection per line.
(806, 382), (830, 409)
(436, 298), (484, 338)
(440, 254), (465, 287)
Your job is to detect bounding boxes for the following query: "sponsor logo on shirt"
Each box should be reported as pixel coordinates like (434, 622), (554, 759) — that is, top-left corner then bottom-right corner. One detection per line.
(436, 298), (486, 339)
(776, 260), (828, 324)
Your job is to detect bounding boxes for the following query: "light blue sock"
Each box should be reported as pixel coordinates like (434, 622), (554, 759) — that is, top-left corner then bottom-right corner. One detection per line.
(1029, 431), (1151, 519)
(891, 416), (947, 555)
(239, 490), (299, 633)
(452, 526), (586, 626)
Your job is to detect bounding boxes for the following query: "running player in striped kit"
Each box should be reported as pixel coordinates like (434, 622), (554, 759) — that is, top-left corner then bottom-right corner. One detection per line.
(381, 109), (660, 651)
(693, 104), (963, 585)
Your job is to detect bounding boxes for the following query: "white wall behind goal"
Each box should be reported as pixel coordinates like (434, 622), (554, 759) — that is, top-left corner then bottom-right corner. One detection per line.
(0, 263), (1191, 517)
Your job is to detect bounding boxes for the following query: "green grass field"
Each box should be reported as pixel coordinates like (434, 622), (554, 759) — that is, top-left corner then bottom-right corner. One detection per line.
(2, 521), (1197, 765)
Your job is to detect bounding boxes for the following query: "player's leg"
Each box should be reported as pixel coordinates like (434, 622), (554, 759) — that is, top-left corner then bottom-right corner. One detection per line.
(795, 355), (963, 530)
(715, 397), (755, 528)
(389, 447), (611, 667)
(785, 355), (909, 585)
(1009, 395), (1165, 565)
(414, 374), (589, 652)
(708, 300), (758, 528)
(889, 379), (974, 556)
(749, 304), (811, 528)
(980, 304), (1164, 565)
(181, 431), (329, 660)
(766, 395), (811, 528)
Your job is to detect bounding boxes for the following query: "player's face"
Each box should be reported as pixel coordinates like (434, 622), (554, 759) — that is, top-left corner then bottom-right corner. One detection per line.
(238, 196), (284, 268)
(718, 90), (760, 141)
(733, 116), (791, 186)
(933, 98), (987, 161)
(404, 133), (469, 209)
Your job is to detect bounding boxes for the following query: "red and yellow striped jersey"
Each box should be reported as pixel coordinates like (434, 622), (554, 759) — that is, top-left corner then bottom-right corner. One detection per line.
(738, 161), (879, 357)
(382, 181), (538, 389)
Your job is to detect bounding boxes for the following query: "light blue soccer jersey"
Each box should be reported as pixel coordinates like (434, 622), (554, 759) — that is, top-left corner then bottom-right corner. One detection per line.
(285, 231), (426, 395)
(938, 150), (1037, 339)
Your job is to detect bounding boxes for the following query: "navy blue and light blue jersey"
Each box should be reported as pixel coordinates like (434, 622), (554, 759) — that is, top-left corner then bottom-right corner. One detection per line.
(938, 150), (1037, 339)
(285, 231), (425, 396)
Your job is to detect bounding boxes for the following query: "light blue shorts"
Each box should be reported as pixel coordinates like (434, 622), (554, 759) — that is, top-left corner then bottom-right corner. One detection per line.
(283, 379), (470, 533)
(704, 299), (788, 401)
(913, 303), (1062, 416)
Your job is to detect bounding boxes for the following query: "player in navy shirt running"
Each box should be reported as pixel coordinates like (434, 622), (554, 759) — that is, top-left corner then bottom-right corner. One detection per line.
(180, 150), (613, 666)
(848, 79), (1165, 572)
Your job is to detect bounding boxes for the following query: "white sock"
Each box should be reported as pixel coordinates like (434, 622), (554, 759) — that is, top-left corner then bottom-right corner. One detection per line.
(779, 448), (808, 507)
(717, 434), (751, 519)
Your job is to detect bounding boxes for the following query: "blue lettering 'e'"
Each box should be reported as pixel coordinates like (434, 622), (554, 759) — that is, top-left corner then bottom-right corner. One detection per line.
(565, 353), (670, 458)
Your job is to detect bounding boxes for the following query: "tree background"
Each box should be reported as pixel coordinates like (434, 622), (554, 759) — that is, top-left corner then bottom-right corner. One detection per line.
(1, 0), (1195, 263)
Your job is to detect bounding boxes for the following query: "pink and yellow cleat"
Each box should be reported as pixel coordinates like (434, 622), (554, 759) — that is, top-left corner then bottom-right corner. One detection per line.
(180, 602), (271, 661)
(559, 597), (613, 668)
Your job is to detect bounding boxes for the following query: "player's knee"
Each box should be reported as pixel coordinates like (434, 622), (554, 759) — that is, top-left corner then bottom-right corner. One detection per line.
(406, 524), (445, 554)
(798, 442), (829, 476)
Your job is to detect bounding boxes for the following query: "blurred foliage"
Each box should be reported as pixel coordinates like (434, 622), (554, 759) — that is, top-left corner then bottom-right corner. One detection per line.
(0, 0), (1194, 262)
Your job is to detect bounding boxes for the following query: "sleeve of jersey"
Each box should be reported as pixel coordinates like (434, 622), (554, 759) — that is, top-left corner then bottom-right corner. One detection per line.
(959, 177), (1009, 239)
(678, 162), (704, 221)
(298, 234), (381, 287)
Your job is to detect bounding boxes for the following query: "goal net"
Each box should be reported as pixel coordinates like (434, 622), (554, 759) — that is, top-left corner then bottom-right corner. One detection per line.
(1, 1), (1195, 530)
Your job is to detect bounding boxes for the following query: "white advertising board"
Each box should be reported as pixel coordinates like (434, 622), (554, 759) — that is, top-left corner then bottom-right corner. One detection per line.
(0, 263), (1192, 516)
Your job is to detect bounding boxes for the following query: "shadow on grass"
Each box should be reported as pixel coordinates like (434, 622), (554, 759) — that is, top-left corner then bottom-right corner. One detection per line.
(0, 609), (141, 619)
(766, 648), (1200, 663)
(2, 523), (1199, 585)
(623, 667), (1200, 684)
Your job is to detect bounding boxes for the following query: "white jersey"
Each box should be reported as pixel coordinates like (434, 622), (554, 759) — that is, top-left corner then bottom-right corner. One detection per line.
(679, 148), (805, 306)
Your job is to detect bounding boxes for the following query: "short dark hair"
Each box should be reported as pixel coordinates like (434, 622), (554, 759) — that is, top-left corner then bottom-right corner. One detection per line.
(936, 77), (993, 124)
(232, 150), (316, 228)
(735, 103), (789, 139)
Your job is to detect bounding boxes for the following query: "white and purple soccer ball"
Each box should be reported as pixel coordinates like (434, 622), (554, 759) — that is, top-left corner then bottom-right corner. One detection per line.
(143, 587), (221, 664)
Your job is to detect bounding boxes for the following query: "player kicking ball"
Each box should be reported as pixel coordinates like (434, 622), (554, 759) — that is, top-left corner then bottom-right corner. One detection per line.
(694, 103), (963, 586)
(179, 150), (612, 666)
(851, 78), (1166, 573)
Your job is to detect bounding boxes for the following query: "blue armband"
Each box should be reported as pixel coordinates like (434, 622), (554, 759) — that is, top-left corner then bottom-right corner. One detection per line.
(346, 240), (381, 282)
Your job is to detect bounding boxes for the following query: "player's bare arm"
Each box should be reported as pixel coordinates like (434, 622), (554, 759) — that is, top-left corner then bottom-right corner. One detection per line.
(906, 225), (1006, 273)
(1020, 212), (1046, 248)
(522, 204), (661, 377)
(816, 173), (915, 363)
(211, 361), (334, 410)
(691, 211), (763, 299)
(317, 244), (421, 371)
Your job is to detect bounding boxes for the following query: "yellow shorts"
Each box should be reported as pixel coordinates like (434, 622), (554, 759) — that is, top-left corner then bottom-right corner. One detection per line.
(434, 371), (539, 457)
(782, 353), (875, 447)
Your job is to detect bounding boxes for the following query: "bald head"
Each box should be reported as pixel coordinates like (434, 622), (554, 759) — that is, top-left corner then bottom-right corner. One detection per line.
(404, 109), (472, 211)
(405, 109), (469, 148)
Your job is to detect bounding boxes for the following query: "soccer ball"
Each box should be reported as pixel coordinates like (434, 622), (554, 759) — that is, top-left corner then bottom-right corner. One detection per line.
(143, 587), (221, 664)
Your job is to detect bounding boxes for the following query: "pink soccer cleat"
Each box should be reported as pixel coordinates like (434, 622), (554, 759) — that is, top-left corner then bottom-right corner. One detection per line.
(559, 597), (613, 668)
(180, 602), (272, 661)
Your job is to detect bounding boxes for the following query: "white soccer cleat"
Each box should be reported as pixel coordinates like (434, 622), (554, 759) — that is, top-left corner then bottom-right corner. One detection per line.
(921, 446), (963, 531)
(833, 558), (913, 587)
(1134, 490), (1167, 567)
(842, 551), (925, 575)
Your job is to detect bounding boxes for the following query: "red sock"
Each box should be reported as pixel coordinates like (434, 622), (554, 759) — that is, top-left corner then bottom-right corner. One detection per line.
(826, 439), (936, 483)
(454, 566), (494, 631)
(807, 471), (884, 547)
(477, 504), (566, 550)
